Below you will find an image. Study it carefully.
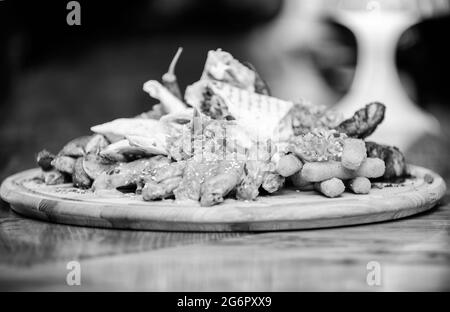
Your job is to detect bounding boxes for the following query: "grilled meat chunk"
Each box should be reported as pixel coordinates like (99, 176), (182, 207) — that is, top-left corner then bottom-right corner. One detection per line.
(365, 141), (407, 180)
(335, 102), (385, 139)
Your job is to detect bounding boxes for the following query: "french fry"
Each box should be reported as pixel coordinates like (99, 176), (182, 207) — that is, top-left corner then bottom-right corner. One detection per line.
(347, 177), (371, 194)
(301, 157), (385, 182)
(341, 138), (366, 170)
(275, 154), (303, 177)
(314, 178), (345, 198)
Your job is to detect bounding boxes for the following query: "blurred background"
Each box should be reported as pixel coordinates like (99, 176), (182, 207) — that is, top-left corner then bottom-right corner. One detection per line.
(1, 0), (450, 182)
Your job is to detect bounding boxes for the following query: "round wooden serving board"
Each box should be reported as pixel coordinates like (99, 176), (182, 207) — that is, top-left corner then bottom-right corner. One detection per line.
(0, 165), (446, 232)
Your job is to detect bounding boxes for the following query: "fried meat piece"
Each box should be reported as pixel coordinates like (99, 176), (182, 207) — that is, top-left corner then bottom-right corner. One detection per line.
(174, 160), (221, 201)
(236, 161), (266, 201)
(92, 156), (170, 191)
(335, 102), (385, 139)
(200, 161), (244, 207)
(141, 162), (186, 200)
(142, 177), (183, 200)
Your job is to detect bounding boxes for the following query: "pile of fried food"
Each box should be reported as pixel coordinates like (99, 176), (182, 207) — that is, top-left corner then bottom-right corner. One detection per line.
(36, 48), (408, 206)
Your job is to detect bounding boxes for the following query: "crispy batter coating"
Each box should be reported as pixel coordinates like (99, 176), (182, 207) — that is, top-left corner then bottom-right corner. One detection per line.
(314, 178), (345, 198)
(341, 138), (367, 170)
(347, 177), (371, 194)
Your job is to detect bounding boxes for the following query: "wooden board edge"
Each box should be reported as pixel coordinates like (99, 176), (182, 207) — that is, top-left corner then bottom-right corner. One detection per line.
(0, 165), (447, 232)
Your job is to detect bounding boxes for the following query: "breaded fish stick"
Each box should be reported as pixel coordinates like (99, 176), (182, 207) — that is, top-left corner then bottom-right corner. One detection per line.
(275, 154), (303, 177)
(301, 158), (385, 182)
(341, 138), (366, 170)
(262, 172), (285, 193)
(314, 178), (345, 198)
(347, 177), (371, 194)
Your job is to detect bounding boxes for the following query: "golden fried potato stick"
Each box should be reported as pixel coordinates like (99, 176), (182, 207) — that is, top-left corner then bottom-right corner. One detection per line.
(314, 178), (345, 198)
(341, 138), (366, 170)
(347, 177), (371, 194)
(301, 158), (385, 182)
(275, 154), (303, 177)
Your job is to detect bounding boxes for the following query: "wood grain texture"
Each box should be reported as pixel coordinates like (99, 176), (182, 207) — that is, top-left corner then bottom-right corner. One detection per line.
(1, 196), (449, 291)
(0, 166), (446, 231)
(0, 205), (244, 267)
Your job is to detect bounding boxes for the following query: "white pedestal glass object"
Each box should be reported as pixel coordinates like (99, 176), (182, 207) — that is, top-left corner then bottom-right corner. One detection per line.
(332, 4), (443, 150)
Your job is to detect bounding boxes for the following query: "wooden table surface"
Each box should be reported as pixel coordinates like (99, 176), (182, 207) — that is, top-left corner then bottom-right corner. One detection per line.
(1, 38), (450, 291)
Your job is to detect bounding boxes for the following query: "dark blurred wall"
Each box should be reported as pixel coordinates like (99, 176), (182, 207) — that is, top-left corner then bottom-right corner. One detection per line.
(397, 15), (450, 107)
(0, 0), (283, 179)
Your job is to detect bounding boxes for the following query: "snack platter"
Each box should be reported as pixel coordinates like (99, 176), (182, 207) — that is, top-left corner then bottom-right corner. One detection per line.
(0, 48), (446, 231)
(0, 165), (445, 231)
